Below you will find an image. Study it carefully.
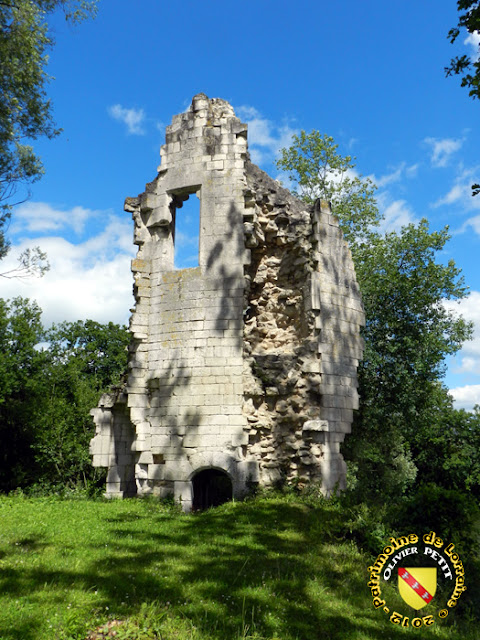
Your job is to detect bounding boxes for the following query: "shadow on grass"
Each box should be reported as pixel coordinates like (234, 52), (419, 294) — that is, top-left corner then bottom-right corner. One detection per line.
(0, 498), (469, 640)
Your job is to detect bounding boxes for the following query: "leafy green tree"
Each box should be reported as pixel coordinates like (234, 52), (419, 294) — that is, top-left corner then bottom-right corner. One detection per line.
(446, 0), (480, 100)
(0, 299), (129, 493)
(277, 132), (473, 499)
(0, 0), (97, 270)
(350, 223), (472, 498)
(411, 385), (480, 496)
(45, 319), (130, 390)
(0, 297), (45, 489)
(28, 319), (129, 490)
(277, 131), (380, 249)
(445, 1), (480, 195)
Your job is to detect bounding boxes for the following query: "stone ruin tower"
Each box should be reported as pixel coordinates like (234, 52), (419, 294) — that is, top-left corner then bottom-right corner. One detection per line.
(90, 94), (365, 511)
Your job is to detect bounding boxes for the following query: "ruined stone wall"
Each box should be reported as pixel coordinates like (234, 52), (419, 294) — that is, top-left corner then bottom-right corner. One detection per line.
(90, 94), (364, 509)
(241, 164), (364, 492)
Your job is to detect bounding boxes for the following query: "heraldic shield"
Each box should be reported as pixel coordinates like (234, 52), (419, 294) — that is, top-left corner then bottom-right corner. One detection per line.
(398, 568), (437, 609)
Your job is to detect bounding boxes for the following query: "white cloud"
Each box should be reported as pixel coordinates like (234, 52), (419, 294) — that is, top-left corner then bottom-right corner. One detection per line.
(235, 105), (297, 166)
(405, 164), (419, 178)
(445, 291), (480, 353)
(108, 104), (146, 135)
(347, 137), (358, 149)
(368, 162), (418, 189)
(458, 214), (480, 235)
(381, 200), (417, 232)
(444, 292), (480, 410)
(372, 164), (405, 188)
(464, 32), (480, 61)
(362, 162), (421, 233)
(452, 356), (480, 375)
(10, 202), (98, 236)
(374, 191), (417, 233)
(434, 184), (466, 207)
(382, 201), (417, 232)
(1, 212), (136, 327)
(448, 385), (480, 411)
(424, 136), (464, 168)
(433, 165), (480, 211)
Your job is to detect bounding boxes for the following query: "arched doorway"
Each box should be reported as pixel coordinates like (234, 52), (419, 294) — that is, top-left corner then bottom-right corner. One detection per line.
(192, 468), (233, 510)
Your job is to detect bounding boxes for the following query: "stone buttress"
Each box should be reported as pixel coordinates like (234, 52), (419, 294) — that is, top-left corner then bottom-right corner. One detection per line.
(90, 94), (365, 510)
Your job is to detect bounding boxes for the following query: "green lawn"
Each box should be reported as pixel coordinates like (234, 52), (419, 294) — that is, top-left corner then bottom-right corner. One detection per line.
(0, 494), (476, 640)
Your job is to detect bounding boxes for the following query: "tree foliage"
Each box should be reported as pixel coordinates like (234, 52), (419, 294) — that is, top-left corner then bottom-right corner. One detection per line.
(0, 298), (128, 493)
(445, 0), (480, 100)
(350, 221), (473, 499)
(276, 131), (379, 249)
(277, 132), (475, 501)
(0, 0), (97, 266)
(0, 298), (45, 488)
(446, 1), (480, 196)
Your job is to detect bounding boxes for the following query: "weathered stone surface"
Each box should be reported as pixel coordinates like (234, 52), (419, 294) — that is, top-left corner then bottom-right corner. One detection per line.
(89, 94), (364, 509)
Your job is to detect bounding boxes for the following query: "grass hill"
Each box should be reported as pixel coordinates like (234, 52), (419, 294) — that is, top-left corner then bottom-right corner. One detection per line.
(0, 492), (477, 640)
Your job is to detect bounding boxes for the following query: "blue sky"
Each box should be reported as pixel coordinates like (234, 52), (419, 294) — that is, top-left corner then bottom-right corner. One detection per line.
(3, 0), (480, 409)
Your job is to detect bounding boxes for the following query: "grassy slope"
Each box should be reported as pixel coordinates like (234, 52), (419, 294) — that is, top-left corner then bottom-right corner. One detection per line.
(0, 494), (476, 640)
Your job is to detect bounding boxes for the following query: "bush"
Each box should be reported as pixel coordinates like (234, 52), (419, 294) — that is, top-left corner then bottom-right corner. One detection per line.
(394, 483), (479, 550)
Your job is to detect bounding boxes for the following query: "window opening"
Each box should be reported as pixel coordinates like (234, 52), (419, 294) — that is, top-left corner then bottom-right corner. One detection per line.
(171, 190), (200, 269)
(192, 468), (233, 510)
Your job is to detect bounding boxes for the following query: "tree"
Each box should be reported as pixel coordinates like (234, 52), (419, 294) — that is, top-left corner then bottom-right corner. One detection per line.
(0, 297), (45, 489)
(0, 246), (49, 279)
(349, 222), (472, 498)
(446, 0), (480, 100)
(277, 131), (380, 249)
(45, 319), (130, 390)
(0, 0), (97, 270)
(411, 386), (480, 497)
(445, 1), (480, 196)
(30, 319), (130, 490)
(0, 298), (129, 493)
(277, 132), (473, 499)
